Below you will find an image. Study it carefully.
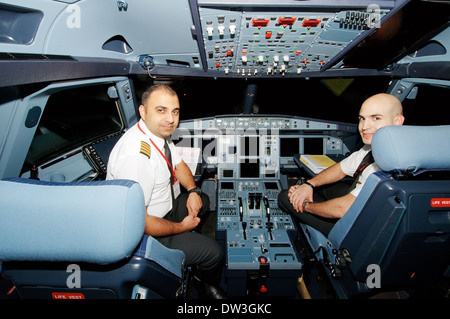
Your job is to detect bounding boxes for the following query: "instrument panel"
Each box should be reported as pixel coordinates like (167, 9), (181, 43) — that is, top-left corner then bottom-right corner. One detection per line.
(175, 115), (356, 179)
(175, 114), (357, 297)
(198, 5), (389, 76)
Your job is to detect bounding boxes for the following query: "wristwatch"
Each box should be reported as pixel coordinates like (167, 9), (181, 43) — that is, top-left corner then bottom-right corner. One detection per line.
(296, 178), (315, 190)
(188, 186), (202, 196)
(302, 200), (312, 212)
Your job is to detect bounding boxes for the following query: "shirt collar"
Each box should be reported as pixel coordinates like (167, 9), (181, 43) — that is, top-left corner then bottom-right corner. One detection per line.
(138, 119), (165, 149)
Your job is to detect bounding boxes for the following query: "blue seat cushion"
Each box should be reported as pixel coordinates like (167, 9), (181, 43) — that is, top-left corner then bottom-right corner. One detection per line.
(135, 235), (186, 278)
(0, 178), (145, 264)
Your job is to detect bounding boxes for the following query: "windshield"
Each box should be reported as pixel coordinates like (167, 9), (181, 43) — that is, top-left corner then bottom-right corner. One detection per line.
(133, 76), (391, 124)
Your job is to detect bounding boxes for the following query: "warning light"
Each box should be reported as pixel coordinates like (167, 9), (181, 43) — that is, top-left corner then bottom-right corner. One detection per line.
(258, 256), (268, 264)
(252, 18), (270, 28)
(277, 17), (296, 27)
(260, 285), (268, 293)
(302, 19), (321, 28)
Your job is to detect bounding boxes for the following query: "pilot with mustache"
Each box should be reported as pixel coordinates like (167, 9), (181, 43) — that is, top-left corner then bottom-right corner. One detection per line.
(107, 84), (225, 299)
(278, 93), (405, 236)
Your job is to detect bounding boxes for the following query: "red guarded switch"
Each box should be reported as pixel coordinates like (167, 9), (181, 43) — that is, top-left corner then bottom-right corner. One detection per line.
(252, 18), (270, 28)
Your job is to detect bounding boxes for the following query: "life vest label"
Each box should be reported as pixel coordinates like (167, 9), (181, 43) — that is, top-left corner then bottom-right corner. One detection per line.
(431, 198), (450, 207)
(52, 292), (85, 299)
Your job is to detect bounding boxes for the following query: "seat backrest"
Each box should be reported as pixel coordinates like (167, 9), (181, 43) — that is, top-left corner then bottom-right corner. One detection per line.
(0, 178), (145, 264)
(0, 178), (188, 299)
(372, 125), (450, 174)
(334, 125), (450, 290)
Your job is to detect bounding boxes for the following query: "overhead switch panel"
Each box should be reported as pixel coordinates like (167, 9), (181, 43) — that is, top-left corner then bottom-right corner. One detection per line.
(198, 6), (389, 77)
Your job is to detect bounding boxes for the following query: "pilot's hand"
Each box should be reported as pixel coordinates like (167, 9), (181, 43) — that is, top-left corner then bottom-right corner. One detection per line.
(186, 192), (202, 218)
(181, 213), (201, 232)
(288, 184), (313, 213)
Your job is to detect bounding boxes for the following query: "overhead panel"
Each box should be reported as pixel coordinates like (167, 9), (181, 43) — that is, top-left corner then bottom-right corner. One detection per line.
(198, 5), (389, 77)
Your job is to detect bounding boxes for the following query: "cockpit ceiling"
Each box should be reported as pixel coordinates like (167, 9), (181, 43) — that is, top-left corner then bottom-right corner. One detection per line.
(0, 0), (448, 84)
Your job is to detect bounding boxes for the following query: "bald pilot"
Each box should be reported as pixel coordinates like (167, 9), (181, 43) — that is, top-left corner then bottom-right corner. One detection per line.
(278, 93), (405, 236)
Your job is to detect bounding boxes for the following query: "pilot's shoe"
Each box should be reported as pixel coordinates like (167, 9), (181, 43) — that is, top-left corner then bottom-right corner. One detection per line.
(193, 275), (227, 299)
(203, 282), (227, 299)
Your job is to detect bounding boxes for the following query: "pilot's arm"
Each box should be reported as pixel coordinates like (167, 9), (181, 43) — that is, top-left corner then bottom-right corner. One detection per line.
(175, 160), (203, 217)
(144, 160), (203, 237)
(109, 143), (201, 237)
(144, 210), (200, 237)
(288, 162), (348, 214)
(301, 193), (355, 219)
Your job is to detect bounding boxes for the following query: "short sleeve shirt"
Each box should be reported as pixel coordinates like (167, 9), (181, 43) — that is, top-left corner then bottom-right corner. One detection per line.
(106, 119), (182, 217)
(339, 144), (380, 197)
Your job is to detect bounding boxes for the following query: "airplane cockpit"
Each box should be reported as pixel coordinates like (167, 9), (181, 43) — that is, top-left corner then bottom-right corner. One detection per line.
(0, 0), (449, 305)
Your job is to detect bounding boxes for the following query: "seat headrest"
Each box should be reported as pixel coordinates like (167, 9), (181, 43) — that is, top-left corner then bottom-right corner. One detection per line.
(372, 125), (450, 173)
(0, 178), (145, 264)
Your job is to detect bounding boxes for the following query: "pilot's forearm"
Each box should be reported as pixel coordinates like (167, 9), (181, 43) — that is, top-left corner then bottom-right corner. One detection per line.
(308, 162), (347, 188)
(303, 193), (355, 219)
(144, 213), (198, 237)
(174, 160), (197, 191)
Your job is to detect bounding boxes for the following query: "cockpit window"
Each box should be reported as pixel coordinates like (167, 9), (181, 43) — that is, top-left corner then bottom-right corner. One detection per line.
(23, 84), (123, 172)
(402, 84), (450, 126)
(162, 76), (391, 123)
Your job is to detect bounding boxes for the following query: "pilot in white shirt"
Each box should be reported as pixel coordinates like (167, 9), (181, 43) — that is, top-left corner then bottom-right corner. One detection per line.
(340, 144), (380, 197)
(279, 93), (405, 236)
(107, 118), (181, 218)
(106, 84), (225, 299)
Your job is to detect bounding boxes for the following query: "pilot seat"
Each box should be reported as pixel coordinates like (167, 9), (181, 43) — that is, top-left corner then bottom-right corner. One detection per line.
(299, 125), (450, 298)
(0, 178), (187, 299)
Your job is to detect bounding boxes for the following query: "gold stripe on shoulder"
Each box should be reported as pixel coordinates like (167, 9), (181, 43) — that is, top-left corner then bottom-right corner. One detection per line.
(140, 141), (151, 158)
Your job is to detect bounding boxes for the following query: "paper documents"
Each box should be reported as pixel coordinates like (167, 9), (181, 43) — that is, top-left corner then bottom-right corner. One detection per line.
(300, 155), (336, 174)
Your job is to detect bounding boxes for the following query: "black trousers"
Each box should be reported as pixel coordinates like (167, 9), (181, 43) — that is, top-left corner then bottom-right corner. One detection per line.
(278, 182), (351, 237)
(156, 193), (224, 285)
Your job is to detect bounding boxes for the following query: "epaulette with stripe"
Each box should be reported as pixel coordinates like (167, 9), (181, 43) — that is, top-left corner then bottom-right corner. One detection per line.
(140, 141), (151, 158)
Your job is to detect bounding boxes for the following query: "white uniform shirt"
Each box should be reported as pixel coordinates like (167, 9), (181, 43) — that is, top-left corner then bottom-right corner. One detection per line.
(339, 144), (380, 197)
(106, 119), (182, 217)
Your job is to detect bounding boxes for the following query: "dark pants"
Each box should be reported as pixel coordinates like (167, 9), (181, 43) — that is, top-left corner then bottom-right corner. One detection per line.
(157, 193), (224, 286)
(278, 182), (351, 237)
